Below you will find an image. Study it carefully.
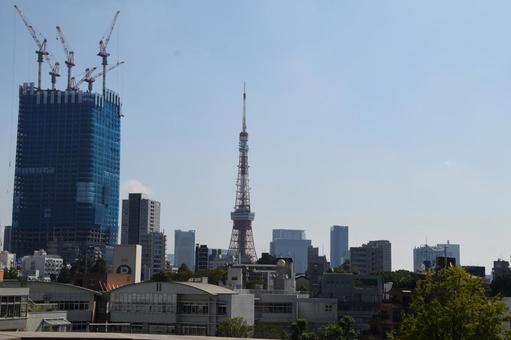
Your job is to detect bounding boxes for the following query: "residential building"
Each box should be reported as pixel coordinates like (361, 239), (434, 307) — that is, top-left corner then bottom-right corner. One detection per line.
(108, 281), (254, 335)
(3, 226), (11, 252)
(330, 225), (349, 268)
(270, 229), (311, 273)
(140, 232), (166, 280)
(195, 245), (209, 272)
(413, 242), (460, 272)
(351, 240), (392, 274)
(174, 230), (195, 271)
(306, 246), (330, 295)
(21, 250), (63, 280)
(112, 244), (142, 284)
(0, 251), (16, 271)
(12, 84), (121, 261)
(121, 193), (161, 245)
(318, 273), (384, 332)
(121, 193), (165, 281)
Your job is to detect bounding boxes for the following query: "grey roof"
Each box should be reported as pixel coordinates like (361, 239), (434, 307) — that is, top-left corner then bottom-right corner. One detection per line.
(174, 282), (236, 295)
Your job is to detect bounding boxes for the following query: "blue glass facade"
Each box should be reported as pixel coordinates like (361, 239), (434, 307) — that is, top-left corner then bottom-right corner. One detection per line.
(12, 83), (121, 261)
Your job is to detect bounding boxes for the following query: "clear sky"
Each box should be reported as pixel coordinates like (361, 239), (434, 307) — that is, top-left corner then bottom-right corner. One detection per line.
(1, 0), (511, 271)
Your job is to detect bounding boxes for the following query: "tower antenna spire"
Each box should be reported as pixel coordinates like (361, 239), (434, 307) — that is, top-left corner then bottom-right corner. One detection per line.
(242, 82), (247, 132)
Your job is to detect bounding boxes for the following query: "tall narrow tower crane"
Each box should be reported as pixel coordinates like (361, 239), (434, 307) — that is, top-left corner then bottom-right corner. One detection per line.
(45, 55), (60, 90)
(97, 11), (120, 96)
(56, 26), (75, 90)
(75, 61), (124, 92)
(70, 67), (98, 91)
(14, 5), (48, 90)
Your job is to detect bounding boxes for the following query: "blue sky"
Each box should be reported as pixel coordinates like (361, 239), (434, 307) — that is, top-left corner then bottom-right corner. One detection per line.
(1, 1), (511, 271)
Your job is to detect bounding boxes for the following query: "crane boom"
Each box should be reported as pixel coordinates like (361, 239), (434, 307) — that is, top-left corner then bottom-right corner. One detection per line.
(14, 5), (49, 89)
(73, 67), (98, 89)
(84, 61), (124, 93)
(98, 11), (120, 96)
(56, 26), (75, 90)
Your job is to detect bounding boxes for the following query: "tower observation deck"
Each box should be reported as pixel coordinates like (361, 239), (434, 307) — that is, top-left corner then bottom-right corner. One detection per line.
(228, 86), (257, 263)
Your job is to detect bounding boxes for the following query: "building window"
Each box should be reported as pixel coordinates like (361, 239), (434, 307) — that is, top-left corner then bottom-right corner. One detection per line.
(177, 302), (209, 315)
(255, 303), (292, 314)
(324, 304), (333, 312)
(217, 304), (227, 315)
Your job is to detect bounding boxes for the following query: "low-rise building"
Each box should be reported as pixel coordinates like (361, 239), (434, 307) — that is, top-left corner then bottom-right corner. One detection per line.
(21, 250), (63, 280)
(0, 251), (16, 270)
(318, 273), (383, 333)
(108, 281), (254, 335)
(1, 281), (100, 331)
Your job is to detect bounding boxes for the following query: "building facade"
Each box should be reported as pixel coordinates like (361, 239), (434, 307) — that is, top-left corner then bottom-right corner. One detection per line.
(21, 250), (63, 280)
(270, 229), (311, 273)
(112, 244), (142, 284)
(330, 225), (349, 268)
(350, 240), (392, 274)
(0, 251), (16, 271)
(413, 242), (460, 272)
(121, 193), (164, 281)
(108, 281), (254, 336)
(3, 226), (12, 253)
(195, 245), (209, 272)
(121, 193), (160, 245)
(12, 84), (121, 261)
(174, 230), (195, 271)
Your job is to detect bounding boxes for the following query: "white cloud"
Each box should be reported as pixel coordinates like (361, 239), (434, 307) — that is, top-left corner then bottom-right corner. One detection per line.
(121, 179), (154, 198)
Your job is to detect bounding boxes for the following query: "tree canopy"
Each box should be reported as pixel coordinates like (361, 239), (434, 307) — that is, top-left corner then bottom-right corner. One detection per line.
(392, 266), (509, 340)
(216, 317), (252, 338)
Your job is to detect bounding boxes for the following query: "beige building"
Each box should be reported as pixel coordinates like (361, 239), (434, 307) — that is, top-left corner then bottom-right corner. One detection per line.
(108, 281), (254, 336)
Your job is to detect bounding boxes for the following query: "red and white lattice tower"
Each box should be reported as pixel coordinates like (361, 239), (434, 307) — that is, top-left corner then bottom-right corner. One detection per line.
(228, 85), (257, 263)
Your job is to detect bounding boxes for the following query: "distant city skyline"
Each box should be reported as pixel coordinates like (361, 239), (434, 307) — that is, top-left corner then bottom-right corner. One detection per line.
(2, 1), (511, 271)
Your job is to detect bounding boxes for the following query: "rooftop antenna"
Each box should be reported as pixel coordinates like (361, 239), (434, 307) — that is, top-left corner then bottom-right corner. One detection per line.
(97, 11), (120, 96)
(14, 5), (48, 90)
(56, 26), (75, 90)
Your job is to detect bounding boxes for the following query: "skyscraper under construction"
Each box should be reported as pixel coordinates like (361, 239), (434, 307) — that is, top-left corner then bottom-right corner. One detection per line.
(228, 86), (258, 263)
(11, 7), (122, 261)
(12, 84), (121, 261)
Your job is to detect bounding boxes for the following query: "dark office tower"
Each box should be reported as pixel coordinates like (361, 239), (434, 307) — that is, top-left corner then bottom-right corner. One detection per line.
(3, 226), (12, 252)
(121, 193), (161, 245)
(330, 225), (349, 268)
(195, 244), (209, 272)
(12, 83), (121, 261)
(228, 86), (257, 263)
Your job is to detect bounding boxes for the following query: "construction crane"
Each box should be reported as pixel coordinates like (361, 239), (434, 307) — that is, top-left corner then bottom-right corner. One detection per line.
(76, 61), (124, 93)
(70, 67), (98, 91)
(14, 5), (48, 90)
(56, 26), (75, 90)
(97, 11), (120, 96)
(45, 54), (60, 90)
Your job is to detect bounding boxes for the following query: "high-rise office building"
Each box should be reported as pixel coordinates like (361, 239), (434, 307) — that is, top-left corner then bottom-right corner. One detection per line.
(12, 84), (121, 261)
(195, 244), (209, 272)
(350, 240), (392, 274)
(413, 242), (460, 272)
(330, 225), (349, 268)
(3, 226), (12, 252)
(270, 229), (311, 273)
(121, 193), (164, 280)
(175, 230), (195, 271)
(121, 193), (161, 244)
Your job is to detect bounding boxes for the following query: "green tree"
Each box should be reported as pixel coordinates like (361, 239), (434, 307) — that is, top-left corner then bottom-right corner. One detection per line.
(57, 264), (73, 283)
(381, 270), (420, 289)
(151, 270), (173, 282)
(318, 316), (358, 340)
(290, 319), (317, 340)
(216, 317), (252, 338)
(3, 267), (19, 280)
(175, 264), (192, 282)
(392, 266), (508, 340)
